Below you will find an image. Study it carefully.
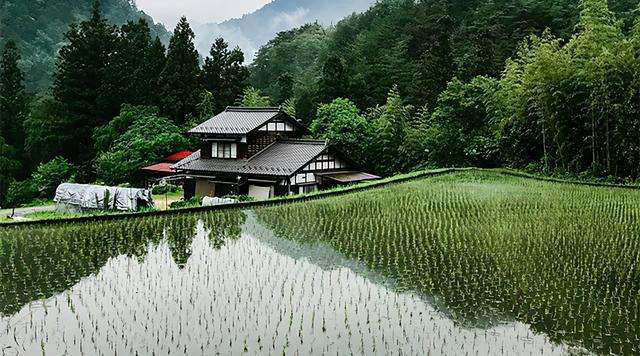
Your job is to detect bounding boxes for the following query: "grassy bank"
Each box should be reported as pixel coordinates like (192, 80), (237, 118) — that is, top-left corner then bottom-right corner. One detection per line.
(1, 167), (638, 227)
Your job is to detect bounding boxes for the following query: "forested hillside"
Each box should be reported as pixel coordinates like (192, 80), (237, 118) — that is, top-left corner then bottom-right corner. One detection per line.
(251, 0), (638, 110)
(0, 0), (170, 91)
(193, 0), (374, 61)
(250, 0), (640, 178)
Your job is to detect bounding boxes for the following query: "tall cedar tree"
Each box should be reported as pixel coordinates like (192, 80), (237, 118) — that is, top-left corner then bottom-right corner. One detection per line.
(275, 73), (294, 104)
(158, 17), (202, 124)
(147, 37), (168, 106)
(0, 40), (27, 157)
(318, 55), (348, 104)
(0, 137), (21, 206)
(52, 1), (118, 166)
(106, 19), (165, 110)
(201, 38), (249, 114)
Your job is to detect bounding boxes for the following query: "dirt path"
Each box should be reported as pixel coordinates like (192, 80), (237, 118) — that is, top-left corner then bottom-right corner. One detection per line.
(0, 205), (57, 219)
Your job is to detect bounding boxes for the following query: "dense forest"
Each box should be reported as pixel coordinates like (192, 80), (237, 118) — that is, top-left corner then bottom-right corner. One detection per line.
(1, 0), (640, 208)
(250, 0), (640, 178)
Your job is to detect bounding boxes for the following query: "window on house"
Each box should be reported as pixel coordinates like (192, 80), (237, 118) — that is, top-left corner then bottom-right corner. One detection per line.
(212, 142), (237, 159)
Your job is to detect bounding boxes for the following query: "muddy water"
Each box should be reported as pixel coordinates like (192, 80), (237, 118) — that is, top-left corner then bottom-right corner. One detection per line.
(0, 213), (570, 355)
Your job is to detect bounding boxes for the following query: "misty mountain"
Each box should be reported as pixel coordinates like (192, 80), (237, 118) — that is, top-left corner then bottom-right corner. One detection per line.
(193, 0), (375, 61)
(0, 0), (170, 91)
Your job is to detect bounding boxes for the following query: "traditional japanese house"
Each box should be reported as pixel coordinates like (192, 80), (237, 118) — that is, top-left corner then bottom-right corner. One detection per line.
(172, 107), (380, 200)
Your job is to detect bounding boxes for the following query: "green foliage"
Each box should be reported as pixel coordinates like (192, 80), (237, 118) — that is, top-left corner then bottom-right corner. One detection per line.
(274, 73), (294, 104)
(169, 197), (201, 209)
(95, 105), (190, 185)
(282, 98), (297, 118)
(158, 17), (202, 125)
(312, 98), (373, 168)
(367, 86), (412, 175)
(31, 157), (77, 199)
(0, 137), (21, 206)
(49, 3), (168, 172)
(4, 180), (38, 212)
(107, 19), (167, 108)
(184, 90), (215, 132)
(152, 184), (181, 195)
(23, 96), (73, 171)
(53, 2), (119, 128)
(0, 41), (28, 158)
(239, 87), (271, 107)
(201, 38), (249, 113)
(425, 77), (500, 167)
(93, 104), (162, 153)
(250, 23), (329, 99)
(496, 0), (640, 178)
(318, 55), (348, 104)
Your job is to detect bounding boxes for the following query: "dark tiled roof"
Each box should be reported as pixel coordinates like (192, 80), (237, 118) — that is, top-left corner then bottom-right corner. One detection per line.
(172, 139), (328, 177)
(189, 107), (283, 135)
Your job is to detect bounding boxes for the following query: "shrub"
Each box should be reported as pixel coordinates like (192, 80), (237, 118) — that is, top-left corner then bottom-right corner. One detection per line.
(223, 195), (255, 202)
(32, 157), (77, 199)
(4, 180), (38, 215)
(169, 197), (200, 209)
(153, 184), (180, 195)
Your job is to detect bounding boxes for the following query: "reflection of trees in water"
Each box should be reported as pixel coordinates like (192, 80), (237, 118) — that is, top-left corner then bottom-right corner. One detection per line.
(0, 210), (246, 316)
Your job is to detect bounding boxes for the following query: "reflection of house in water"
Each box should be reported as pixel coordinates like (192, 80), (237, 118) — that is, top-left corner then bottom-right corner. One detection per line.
(172, 107), (379, 200)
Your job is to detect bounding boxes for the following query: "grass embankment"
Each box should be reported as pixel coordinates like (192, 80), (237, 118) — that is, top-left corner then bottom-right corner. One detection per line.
(1, 167), (638, 226)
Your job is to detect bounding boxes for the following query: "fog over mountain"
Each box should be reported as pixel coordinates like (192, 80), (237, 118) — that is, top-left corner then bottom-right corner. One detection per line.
(192, 0), (376, 61)
(0, 0), (170, 91)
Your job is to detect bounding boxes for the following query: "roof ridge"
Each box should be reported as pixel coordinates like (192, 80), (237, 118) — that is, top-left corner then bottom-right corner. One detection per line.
(225, 106), (282, 112)
(278, 138), (328, 145)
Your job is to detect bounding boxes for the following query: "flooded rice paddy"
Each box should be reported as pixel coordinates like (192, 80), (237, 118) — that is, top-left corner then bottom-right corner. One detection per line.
(0, 172), (638, 355)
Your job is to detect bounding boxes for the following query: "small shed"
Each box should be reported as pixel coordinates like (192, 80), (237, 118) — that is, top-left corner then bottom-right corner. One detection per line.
(54, 183), (154, 212)
(141, 151), (193, 187)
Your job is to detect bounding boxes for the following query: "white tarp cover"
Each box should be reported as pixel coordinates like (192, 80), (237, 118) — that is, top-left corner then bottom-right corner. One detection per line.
(201, 197), (237, 207)
(54, 183), (154, 211)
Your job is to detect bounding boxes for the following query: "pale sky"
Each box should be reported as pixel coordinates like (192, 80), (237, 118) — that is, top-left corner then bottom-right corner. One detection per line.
(135, 0), (273, 28)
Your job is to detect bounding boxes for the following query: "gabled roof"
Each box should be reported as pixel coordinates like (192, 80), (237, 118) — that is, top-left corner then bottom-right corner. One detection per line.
(244, 139), (328, 175)
(172, 139), (329, 177)
(188, 107), (290, 135)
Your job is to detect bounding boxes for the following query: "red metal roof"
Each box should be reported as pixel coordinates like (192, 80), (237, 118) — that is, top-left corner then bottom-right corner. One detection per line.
(141, 163), (175, 174)
(165, 151), (193, 163)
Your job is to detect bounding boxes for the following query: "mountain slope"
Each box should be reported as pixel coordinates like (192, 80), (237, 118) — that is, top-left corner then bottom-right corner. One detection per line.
(193, 0), (375, 61)
(0, 0), (170, 91)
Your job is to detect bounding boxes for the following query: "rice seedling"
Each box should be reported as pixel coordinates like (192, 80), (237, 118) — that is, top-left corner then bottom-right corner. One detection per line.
(0, 171), (637, 355)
